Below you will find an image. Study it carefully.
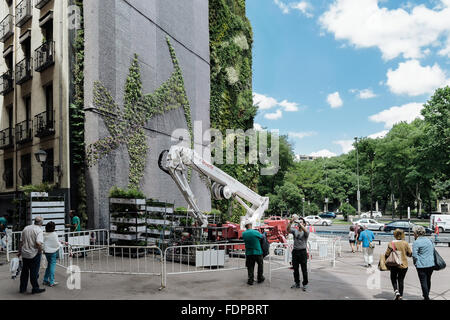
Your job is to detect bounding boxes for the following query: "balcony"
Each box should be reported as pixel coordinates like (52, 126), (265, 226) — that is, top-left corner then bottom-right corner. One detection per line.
(34, 110), (55, 138)
(15, 120), (32, 145)
(0, 70), (14, 95)
(15, 57), (33, 85)
(0, 128), (14, 149)
(16, 0), (32, 27)
(0, 15), (14, 42)
(35, 41), (55, 72)
(35, 0), (51, 9)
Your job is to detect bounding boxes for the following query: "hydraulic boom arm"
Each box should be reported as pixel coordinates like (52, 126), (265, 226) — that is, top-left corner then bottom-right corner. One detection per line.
(159, 146), (269, 228)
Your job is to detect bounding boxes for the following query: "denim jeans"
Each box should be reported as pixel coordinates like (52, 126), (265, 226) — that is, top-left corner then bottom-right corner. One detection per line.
(44, 252), (58, 285)
(20, 253), (42, 293)
(417, 267), (434, 300)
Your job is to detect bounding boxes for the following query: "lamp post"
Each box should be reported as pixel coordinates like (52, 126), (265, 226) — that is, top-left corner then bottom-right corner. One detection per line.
(34, 150), (61, 186)
(302, 197), (305, 217)
(354, 137), (361, 217)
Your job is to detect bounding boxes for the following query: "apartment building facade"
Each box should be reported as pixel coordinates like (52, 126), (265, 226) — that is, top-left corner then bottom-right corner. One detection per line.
(0, 0), (72, 214)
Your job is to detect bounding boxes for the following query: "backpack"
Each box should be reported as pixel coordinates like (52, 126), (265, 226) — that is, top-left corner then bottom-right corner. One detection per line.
(260, 233), (270, 258)
(385, 241), (402, 268)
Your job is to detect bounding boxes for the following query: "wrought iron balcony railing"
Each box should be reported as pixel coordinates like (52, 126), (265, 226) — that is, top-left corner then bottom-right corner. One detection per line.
(0, 128), (14, 149)
(0, 70), (14, 95)
(16, 0), (32, 27)
(35, 41), (55, 72)
(0, 15), (14, 42)
(15, 57), (33, 85)
(34, 110), (55, 138)
(35, 0), (51, 9)
(15, 120), (32, 144)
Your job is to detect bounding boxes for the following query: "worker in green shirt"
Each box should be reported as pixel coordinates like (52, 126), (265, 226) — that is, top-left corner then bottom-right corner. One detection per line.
(242, 221), (264, 285)
(0, 215), (7, 231)
(66, 210), (81, 232)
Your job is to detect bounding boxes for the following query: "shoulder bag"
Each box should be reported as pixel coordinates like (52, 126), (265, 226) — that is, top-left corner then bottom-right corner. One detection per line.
(430, 239), (446, 271)
(385, 241), (402, 268)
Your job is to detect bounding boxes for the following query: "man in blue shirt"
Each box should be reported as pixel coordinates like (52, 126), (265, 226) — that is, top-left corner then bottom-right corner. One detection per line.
(358, 226), (375, 267)
(242, 222), (264, 285)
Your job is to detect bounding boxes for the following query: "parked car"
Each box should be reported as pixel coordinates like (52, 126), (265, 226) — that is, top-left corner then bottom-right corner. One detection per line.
(354, 219), (385, 231)
(319, 212), (337, 219)
(383, 221), (433, 235)
(304, 215), (333, 226)
(360, 211), (382, 218)
(420, 211), (441, 220)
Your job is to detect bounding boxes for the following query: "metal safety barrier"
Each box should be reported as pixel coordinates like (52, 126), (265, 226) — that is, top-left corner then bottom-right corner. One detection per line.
(62, 244), (165, 290)
(5, 229), (109, 262)
(268, 236), (341, 283)
(163, 243), (252, 288)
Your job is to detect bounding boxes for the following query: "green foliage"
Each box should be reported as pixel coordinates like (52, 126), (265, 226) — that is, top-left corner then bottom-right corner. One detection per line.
(19, 183), (56, 197)
(340, 202), (356, 221)
(87, 38), (193, 189)
(210, 0), (259, 220)
(109, 186), (145, 199)
(267, 182), (304, 215)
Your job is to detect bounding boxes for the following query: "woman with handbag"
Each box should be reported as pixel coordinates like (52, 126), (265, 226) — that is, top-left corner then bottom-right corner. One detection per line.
(412, 225), (435, 300)
(384, 229), (412, 300)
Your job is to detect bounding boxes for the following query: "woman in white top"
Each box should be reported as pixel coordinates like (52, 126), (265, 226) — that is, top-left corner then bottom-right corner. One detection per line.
(43, 221), (60, 287)
(349, 226), (356, 253)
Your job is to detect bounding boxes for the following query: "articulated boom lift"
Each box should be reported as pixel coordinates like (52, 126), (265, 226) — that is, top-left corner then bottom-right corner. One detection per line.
(158, 145), (269, 229)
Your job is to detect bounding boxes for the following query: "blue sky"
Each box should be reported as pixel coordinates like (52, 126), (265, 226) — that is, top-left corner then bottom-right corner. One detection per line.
(247, 0), (450, 157)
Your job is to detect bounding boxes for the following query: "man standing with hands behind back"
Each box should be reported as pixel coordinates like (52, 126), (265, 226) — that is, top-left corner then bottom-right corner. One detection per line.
(289, 214), (310, 291)
(242, 221), (265, 285)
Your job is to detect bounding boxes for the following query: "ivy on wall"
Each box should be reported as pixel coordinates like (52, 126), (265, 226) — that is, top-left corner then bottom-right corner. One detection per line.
(69, 0), (87, 226)
(210, 0), (259, 222)
(86, 37), (193, 189)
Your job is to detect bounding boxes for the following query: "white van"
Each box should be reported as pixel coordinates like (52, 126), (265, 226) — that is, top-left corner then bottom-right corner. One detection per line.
(431, 214), (450, 233)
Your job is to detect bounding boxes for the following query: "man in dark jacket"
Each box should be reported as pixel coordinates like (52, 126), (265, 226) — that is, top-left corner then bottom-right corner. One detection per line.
(288, 216), (310, 291)
(242, 222), (264, 285)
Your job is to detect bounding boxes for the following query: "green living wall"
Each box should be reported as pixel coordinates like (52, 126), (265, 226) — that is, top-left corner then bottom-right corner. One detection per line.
(210, 0), (259, 222)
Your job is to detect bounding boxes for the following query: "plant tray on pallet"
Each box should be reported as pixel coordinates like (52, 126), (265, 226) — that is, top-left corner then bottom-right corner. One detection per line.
(110, 198), (146, 205)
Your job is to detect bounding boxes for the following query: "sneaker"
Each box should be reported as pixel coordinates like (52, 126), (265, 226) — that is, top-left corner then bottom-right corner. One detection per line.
(43, 281), (50, 286)
(302, 285), (308, 291)
(247, 280), (254, 285)
(49, 282), (59, 287)
(31, 288), (46, 294)
(257, 277), (265, 284)
(394, 290), (400, 300)
(291, 283), (300, 289)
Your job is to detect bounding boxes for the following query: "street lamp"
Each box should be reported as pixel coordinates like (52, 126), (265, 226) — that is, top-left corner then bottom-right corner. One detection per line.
(34, 150), (62, 185)
(354, 137), (361, 217)
(302, 198), (305, 217)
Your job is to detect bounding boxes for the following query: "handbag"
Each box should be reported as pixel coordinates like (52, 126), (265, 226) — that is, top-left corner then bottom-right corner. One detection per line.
(385, 241), (402, 268)
(432, 240), (446, 271)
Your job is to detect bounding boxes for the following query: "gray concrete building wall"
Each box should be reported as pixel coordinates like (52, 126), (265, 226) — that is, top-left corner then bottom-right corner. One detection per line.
(84, 0), (211, 229)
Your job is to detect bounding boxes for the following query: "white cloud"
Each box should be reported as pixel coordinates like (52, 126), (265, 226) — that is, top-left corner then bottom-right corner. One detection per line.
(367, 130), (389, 139)
(253, 93), (300, 112)
(369, 102), (424, 128)
(253, 123), (263, 131)
(288, 131), (317, 139)
(327, 92), (343, 108)
(310, 149), (337, 158)
(359, 89), (377, 99)
(386, 60), (450, 96)
(274, 0), (313, 17)
(334, 140), (355, 154)
(319, 0), (450, 61)
(264, 109), (283, 120)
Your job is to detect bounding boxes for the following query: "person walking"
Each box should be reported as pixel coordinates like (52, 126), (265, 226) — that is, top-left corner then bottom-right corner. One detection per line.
(242, 221), (264, 285)
(288, 216), (310, 291)
(43, 222), (60, 287)
(349, 226), (356, 253)
(384, 229), (412, 300)
(359, 225), (375, 267)
(18, 217), (46, 294)
(412, 225), (435, 300)
(355, 224), (362, 252)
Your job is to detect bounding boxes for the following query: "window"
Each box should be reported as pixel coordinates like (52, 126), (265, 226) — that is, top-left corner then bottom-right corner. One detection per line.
(45, 83), (53, 115)
(3, 158), (13, 188)
(42, 148), (54, 183)
(20, 153), (31, 185)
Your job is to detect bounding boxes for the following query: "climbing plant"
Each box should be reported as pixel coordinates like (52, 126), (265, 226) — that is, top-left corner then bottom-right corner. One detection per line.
(69, 0), (87, 226)
(210, 0), (259, 222)
(86, 37), (193, 189)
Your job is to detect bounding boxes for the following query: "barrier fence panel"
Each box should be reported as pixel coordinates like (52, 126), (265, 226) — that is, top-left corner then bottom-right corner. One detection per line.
(163, 243), (250, 288)
(269, 237), (340, 283)
(5, 231), (21, 262)
(65, 244), (164, 290)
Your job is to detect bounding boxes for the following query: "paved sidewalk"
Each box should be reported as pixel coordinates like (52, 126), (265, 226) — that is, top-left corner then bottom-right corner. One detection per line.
(0, 244), (449, 300)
